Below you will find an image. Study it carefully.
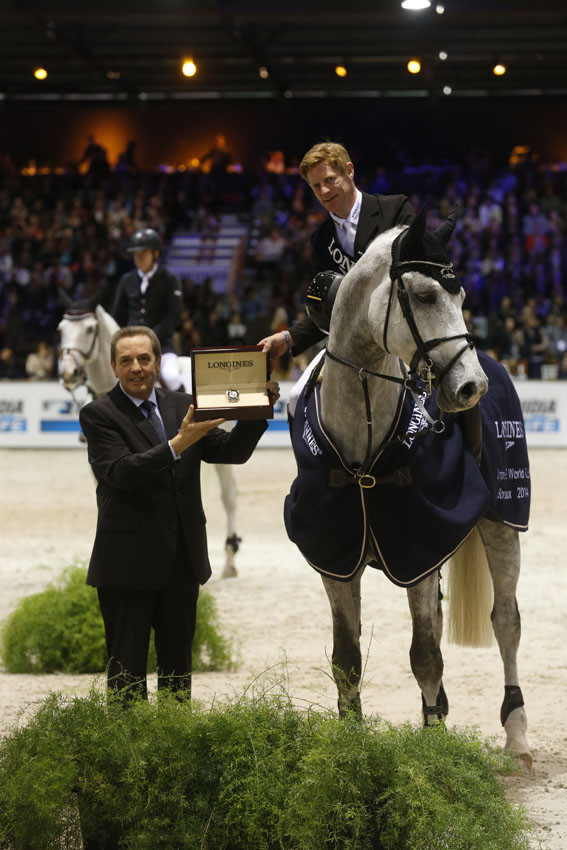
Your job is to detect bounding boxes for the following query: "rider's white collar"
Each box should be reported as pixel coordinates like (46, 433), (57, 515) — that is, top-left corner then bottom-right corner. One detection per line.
(138, 263), (158, 294)
(330, 190), (361, 258)
(329, 189), (362, 229)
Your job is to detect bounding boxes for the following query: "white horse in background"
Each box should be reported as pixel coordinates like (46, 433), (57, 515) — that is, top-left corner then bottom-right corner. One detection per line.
(58, 301), (241, 578)
(285, 210), (531, 767)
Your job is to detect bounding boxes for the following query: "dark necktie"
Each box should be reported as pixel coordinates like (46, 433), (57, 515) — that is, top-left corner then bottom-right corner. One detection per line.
(140, 399), (167, 443)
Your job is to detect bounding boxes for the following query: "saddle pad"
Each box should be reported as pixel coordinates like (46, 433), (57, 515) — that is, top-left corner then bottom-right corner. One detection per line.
(284, 353), (529, 587)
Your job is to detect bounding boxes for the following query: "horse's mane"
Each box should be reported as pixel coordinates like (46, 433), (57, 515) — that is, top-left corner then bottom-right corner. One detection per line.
(95, 304), (120, 351)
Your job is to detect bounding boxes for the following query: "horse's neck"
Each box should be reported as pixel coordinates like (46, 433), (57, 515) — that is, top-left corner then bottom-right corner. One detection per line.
(88, 307), (120, 394)
(86, 353), (116, 395)
(320, 330), (402, 466)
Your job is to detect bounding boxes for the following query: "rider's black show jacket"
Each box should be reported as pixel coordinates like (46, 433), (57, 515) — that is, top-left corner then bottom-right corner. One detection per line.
(111, 266), (182, 353)
(290, 192), (415, 356)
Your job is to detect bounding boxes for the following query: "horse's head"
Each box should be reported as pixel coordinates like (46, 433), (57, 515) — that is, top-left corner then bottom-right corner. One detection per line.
(364, 209), (488, 413)
(57, 309), (100, 392)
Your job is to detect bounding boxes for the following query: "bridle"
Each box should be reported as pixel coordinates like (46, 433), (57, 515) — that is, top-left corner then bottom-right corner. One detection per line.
(384, 229), (474, 393)
(325, 230), (475, 481)
(59, 310), (100, 398)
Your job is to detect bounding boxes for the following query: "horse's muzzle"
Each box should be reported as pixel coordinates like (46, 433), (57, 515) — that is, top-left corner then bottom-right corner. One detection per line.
(438, 374), (488, 413)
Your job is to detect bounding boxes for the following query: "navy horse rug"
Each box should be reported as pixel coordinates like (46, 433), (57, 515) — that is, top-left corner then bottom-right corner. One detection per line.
(284, 351), (530, 587)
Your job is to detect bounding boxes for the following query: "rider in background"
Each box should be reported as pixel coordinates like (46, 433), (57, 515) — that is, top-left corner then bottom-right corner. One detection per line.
(111, 228), (184, 391)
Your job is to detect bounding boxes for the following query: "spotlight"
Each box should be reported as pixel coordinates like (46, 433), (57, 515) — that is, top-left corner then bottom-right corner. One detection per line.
(401, 0), (431, 9)
(33, 67), (48, 80)
(493, 63), (507, 76)
(335, 64), (347, 77)
(438, 51), (448, 61)
(182, 59), (197, 77)
(407, 59), (421, 74)
(443, 85), (452, 95)
(436, 4), (445, 13)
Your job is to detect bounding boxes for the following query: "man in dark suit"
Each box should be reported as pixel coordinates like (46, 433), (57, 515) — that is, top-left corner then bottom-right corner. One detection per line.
(111, 228), (184, 391)
(79, 325), (276, 699)
(259, 141), (414, 358)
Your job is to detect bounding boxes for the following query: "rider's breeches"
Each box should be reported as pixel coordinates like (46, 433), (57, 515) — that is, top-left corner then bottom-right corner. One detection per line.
(160, 352), (184, 391)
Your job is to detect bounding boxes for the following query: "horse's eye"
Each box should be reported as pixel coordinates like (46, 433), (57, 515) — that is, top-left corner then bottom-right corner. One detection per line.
(416, 292), (436, 304)
(86, 327), (94, 334)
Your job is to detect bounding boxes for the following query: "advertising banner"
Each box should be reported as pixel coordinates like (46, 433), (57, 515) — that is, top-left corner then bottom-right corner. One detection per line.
(0, 381), (294, 449)
(0, 379), (566, 449)
(513, 380), (567, 448)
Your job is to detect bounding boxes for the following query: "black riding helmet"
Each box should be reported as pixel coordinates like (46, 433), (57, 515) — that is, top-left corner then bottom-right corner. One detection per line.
(127, 228), (161, 253)
(305, 270), (344, 334)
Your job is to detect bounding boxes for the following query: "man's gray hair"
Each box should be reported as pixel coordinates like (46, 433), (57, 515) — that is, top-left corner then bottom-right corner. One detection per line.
(110, 326), (161, 362)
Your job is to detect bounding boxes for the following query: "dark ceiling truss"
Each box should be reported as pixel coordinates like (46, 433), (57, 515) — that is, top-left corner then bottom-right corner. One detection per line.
(1, 2), (566, 101)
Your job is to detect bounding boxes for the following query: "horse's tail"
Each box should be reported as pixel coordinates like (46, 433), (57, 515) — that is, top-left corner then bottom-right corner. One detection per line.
(446, 527), (494, 647)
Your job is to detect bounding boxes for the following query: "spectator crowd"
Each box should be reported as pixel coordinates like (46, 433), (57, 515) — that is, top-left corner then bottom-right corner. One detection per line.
(1, 138), (567, 381)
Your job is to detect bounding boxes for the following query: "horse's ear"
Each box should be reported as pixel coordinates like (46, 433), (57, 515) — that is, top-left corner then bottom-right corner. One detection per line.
(400, 207), (427, 259)
(57, 290), (73, 310)
(434, 211), (457, 246)
(88, 292), (101, 311)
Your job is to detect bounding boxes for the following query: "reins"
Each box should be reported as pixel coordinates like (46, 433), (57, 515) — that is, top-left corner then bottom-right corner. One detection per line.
(387, 231), (475, 392)
(324, 348), (444, 482)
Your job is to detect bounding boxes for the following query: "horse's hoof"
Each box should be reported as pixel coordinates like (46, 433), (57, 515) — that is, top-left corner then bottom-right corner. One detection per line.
(221, 565), (238, 579)
(504, 707), (532, 772)
(518, 751), (534, 773)
(506, 745), (534, 773)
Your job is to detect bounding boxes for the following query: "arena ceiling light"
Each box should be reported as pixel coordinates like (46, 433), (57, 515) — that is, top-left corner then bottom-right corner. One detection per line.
(407, 59), (422, 74)
(401, 1), (431, 10)
(181, 58), (197, 77)
(493, 62), (507, 76)
(33, 66), (48, 80)
(335, 64), (348, 77)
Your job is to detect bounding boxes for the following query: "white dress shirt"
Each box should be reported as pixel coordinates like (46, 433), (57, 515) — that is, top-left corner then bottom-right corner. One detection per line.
(138, 263), (158, 294)
(119, 384), (179, 459)
(329, 189), (362, 258)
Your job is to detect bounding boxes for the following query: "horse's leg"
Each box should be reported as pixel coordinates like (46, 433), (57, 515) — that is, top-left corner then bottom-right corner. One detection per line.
(478, 518), (531, 767)
(322, 569), (364, 716)
(407, 572), (448, 725)
(215, 464), (240, 579)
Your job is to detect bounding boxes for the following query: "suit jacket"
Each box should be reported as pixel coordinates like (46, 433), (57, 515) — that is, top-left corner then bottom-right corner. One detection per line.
(111, 266), (182, 353)
(291, 192), (415, 355)
(79, 384), (267, 588)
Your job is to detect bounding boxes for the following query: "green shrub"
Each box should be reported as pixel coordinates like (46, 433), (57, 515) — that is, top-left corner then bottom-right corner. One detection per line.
(0, 564), (234, 674)
(0, 686), (531, 850)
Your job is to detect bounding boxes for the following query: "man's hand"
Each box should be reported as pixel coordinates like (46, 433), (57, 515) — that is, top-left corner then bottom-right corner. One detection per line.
(170, 405), (225, 455)
(258, 331), (289, 359)
(266, 380), (280, 403)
